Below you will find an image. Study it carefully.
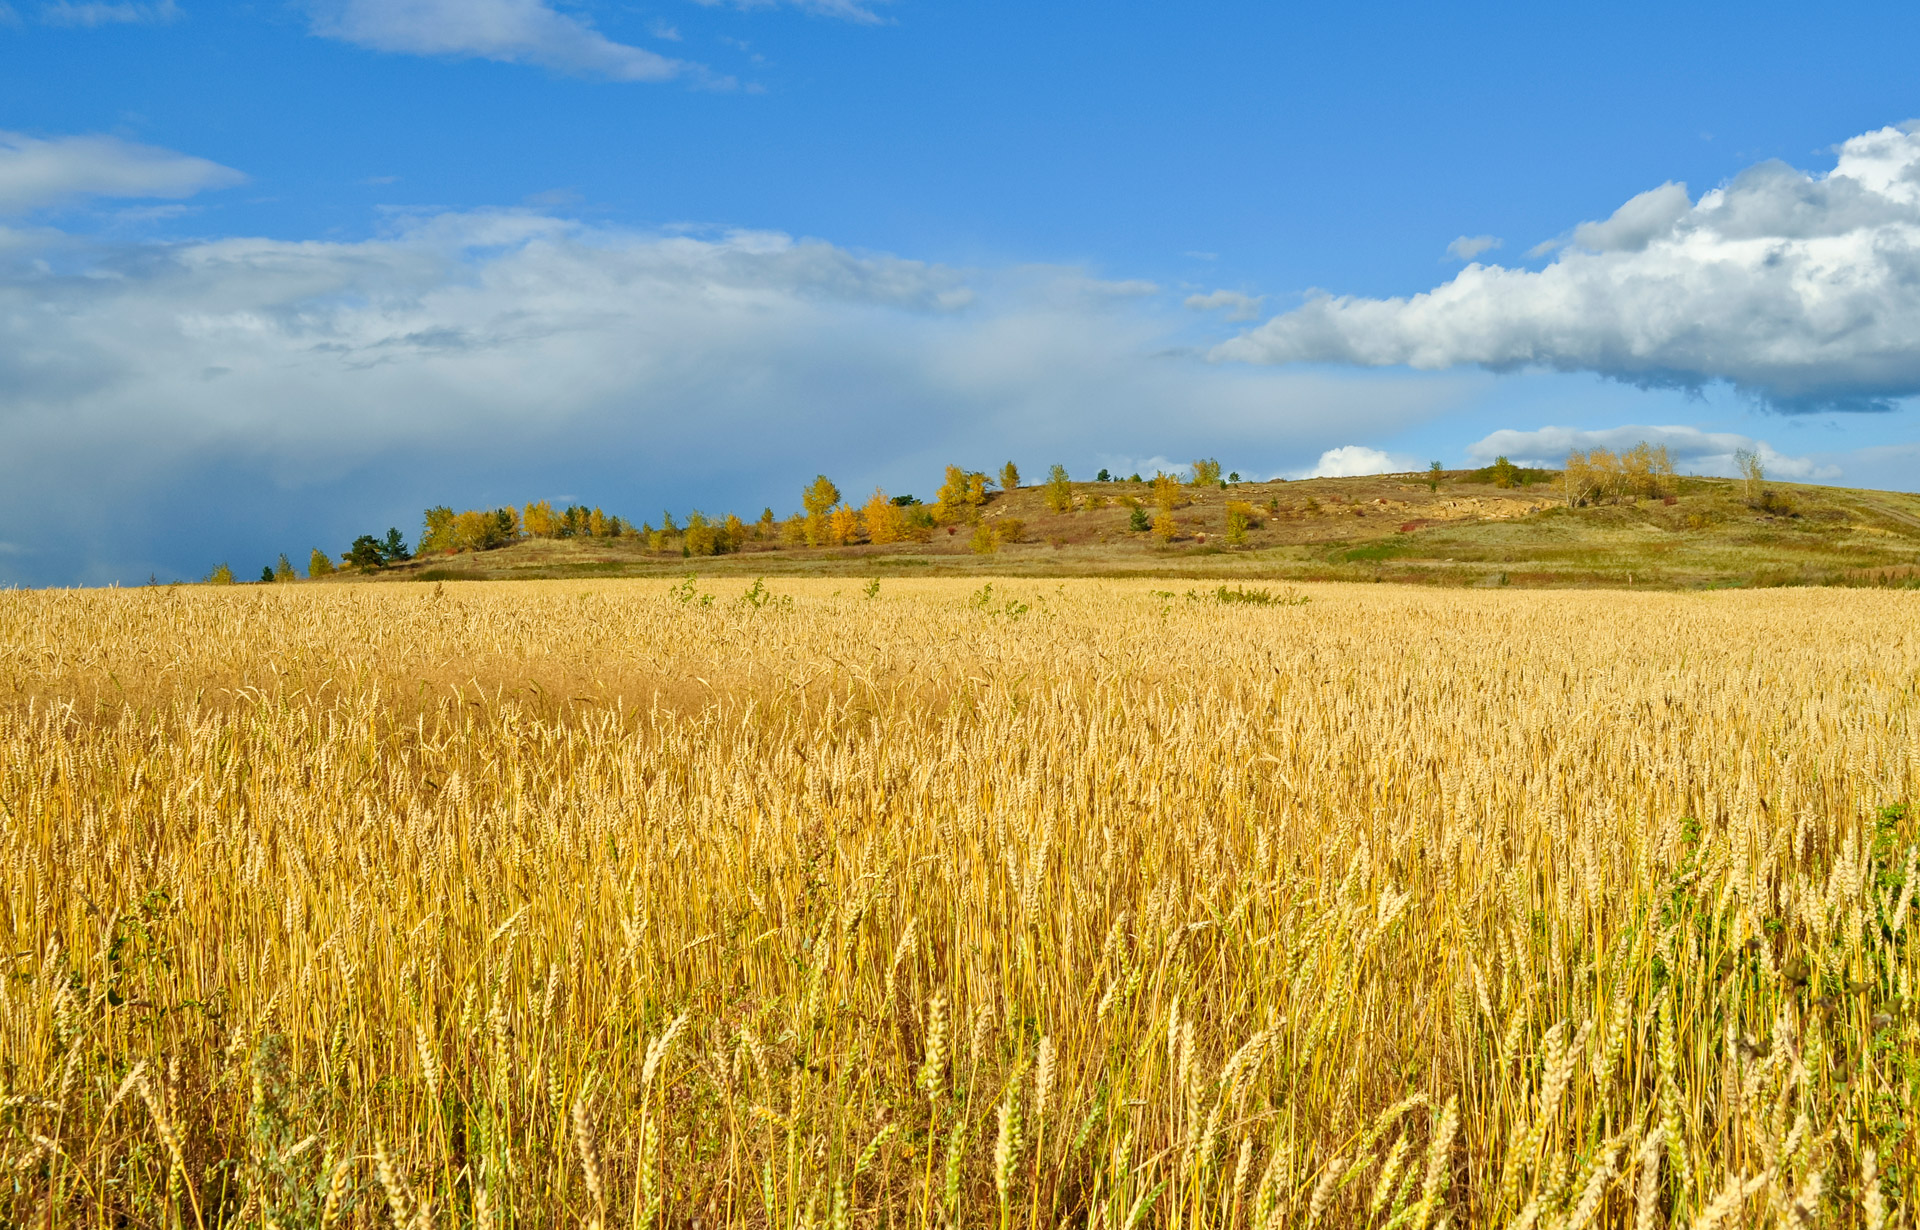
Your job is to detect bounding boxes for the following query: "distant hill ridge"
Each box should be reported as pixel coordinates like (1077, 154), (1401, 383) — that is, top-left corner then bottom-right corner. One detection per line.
(236, 463), (1920, 591)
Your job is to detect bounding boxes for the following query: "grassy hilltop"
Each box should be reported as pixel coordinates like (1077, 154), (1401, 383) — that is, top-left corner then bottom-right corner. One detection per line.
(350, 470), (1920, 590)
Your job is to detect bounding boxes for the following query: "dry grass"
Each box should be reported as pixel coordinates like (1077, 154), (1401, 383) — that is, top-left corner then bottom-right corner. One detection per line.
(2, 577), (1916, 1228)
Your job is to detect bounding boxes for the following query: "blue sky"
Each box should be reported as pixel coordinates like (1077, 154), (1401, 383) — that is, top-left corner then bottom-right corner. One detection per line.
(3, 0), (1919, 584)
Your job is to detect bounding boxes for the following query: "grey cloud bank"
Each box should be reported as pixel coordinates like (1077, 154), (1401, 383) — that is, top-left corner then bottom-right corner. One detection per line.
(0, 209), (1465, 586)
(1217, 124), (1920, 413)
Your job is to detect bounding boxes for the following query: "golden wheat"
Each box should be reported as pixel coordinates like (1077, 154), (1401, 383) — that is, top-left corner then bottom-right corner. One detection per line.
(1, 577), (1916, 1226)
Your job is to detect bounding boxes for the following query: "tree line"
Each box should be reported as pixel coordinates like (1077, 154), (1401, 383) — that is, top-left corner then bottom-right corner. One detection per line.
(200, 446), (1740, 581)
(208, 459), (1255, 579)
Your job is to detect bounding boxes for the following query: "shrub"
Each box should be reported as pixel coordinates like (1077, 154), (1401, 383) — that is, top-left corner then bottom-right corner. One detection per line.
(1208, 584), (1308, 605)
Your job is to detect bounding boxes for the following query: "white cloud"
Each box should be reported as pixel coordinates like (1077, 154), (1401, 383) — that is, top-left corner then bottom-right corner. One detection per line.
(39, 0), (178, 25)
(0, 206), (1472, 584)
(694, 0), (890, 22)
(1217, 123), (1920, 413)
(1095, 455), (1182, 480)
(1184, 289), (1264, 322)
(1465, 424), (1841, 481)
(1446, 234), (1501, 261)
(0, 131), (244, 214)
(308, 0), (692, 82)
(1297, 445), (1408, 479)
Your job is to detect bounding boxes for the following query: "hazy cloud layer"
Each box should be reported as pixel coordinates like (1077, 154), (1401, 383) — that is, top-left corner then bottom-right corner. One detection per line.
(1466, 424), (1840, 481)
(694, 0), (891, 21)
(1218, 124), (1920, 412)
(0, 131), (244, 213)
(308, 0), (690, 81)
(0, 209), (1469, 585)
(39, 0), (179, 25)
(1185, 289), (1264, 322)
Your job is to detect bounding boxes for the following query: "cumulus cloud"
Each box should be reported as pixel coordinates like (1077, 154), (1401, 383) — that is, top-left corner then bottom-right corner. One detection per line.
(0, 131), (244, 214)
(1217, 123), (1920, 413)
(1184, 289), (1264, 322)
(308, 0), (691, 82)
(1095, 455), (1183, 480)
(1298, 445), (1407, 479)
(1466, 424), (1840, 481)
(39, 0), (179, 25)
(0, 208), (1468, 585)
(1446, 234), (1501, 261)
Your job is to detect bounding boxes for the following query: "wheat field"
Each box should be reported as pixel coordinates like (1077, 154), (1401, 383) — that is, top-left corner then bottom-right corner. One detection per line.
(2, 577), (1915, 1229)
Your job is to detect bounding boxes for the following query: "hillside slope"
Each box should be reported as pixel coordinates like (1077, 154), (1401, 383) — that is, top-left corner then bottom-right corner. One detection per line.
(354, 472), (1920, 589)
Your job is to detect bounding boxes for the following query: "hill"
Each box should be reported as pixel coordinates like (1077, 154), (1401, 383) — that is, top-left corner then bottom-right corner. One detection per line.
(344, 470), (1920, 590)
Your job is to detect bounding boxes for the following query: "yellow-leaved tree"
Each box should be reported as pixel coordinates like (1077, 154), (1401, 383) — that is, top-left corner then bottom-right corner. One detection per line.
(802, 476), (841, 546)
(307, 549), (335, 578)
(1044, 464), (1073, 513)
(999, 461), (1021, 493)
(523, 501), (559, 538)
(934, 465), (987, 524)
(829, 504), (863, 545)
(864, 489), (904, 544)
(684, 512), (722, 556)
(420, 506), (457, 553)
(1621, 442), (1676, 499)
